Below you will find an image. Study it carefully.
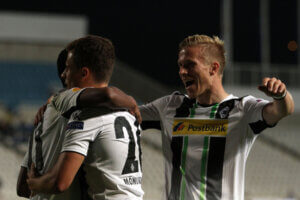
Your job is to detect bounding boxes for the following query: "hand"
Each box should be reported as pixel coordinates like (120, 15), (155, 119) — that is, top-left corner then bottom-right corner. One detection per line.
(128, 96), (142, 124)
(27, 163), (38, 197)
(258, 77), (287, 99)
(34, 104), (47, 126)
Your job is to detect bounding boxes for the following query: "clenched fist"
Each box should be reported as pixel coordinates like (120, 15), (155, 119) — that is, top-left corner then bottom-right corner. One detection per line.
(258, 77), (287, 100)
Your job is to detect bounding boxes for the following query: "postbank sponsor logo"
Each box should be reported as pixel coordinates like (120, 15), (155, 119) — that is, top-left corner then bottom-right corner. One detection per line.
(172, 118), (228, 137)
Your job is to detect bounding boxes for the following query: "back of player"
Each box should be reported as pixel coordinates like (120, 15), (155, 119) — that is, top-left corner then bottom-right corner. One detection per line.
(21, 88), (86, 200)
(63, 109), (143, 200)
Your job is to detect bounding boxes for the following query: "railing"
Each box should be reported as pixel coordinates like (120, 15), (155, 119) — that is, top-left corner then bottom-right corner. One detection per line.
(223, 62), (300, 88)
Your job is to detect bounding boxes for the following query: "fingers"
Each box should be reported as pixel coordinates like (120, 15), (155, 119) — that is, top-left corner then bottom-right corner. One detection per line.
(34, 104), (47, 126)
(135, 108), (142, 125)
(129, 106), (142, 124)
(277, 83), (286, 94)
(27, 163), (36, 179)
(260, 77), (286, 97)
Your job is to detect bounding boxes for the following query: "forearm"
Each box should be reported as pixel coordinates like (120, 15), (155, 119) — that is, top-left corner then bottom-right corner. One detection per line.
(78, 87), (135, 109)
(273, 91), (294, 116)
(263, 91), (294, 125)
(27, 152), (84, 194)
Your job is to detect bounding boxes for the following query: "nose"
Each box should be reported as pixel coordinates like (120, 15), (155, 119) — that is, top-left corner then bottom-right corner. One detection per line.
(179, 66), (187, 76)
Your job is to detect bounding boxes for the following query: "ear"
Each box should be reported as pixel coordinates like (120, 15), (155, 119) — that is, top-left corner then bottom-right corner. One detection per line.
(209, 62), (220, 76)
(81, 67), (90, 80)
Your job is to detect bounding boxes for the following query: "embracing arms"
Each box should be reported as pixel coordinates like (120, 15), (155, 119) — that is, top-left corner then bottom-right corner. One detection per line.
(34, 86), (141, 125)
(26, 152), (84, 194)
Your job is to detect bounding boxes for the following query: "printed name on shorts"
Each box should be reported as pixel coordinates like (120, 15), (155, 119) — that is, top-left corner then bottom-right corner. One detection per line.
(123, 176), (142, 185)
(66, 121), (84, 130)
(172, 118), (228, 137)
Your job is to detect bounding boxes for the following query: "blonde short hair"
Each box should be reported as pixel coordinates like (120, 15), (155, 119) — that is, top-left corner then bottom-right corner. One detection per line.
(179, 34), (226, 74)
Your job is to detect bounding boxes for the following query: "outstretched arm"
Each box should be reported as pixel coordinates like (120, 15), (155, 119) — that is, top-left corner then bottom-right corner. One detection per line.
(258, 77), (294, 125)
(26, 152), (84, 194)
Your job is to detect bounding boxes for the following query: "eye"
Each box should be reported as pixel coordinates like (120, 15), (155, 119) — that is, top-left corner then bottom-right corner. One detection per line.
(185, 62), (195, 69)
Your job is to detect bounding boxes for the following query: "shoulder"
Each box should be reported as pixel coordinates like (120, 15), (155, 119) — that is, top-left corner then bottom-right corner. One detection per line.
(240, 95), (269, 107)
(157, 91), (186, 106)
(227, 95), (270, 115)
(52, 88), (82, 100)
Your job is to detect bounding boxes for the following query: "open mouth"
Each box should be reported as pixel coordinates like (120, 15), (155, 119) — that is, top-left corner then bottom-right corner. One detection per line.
(185, 80), (194, 87)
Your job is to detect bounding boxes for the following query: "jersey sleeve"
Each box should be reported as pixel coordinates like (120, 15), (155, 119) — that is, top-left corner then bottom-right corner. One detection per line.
(139, 94), (173, 130)
(140, 93), (177, 120)
(61, 112), (102, 156)
(242, 95), (275, 134)
(21, 152), (29, 168)
(51, 88), (85, 116)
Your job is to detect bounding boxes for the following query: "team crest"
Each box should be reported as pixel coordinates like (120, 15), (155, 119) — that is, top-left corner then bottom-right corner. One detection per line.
(219, 106), (230, 119)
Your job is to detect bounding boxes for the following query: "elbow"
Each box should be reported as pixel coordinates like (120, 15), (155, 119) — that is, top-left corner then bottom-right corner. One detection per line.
(16, 167), (30, 198)
(54, 180), (70, 193)
(16, 189), (26, 198)
(16, 186), (30, 198)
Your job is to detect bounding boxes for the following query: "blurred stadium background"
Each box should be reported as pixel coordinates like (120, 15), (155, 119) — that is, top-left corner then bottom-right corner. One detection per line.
(0, 0), (299, 200)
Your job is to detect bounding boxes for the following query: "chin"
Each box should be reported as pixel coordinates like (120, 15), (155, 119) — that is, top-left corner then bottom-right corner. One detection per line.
(186, 91), (197, 99)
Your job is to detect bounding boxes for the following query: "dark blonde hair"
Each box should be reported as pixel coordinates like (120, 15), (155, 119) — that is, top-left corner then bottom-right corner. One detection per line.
(179, 34), (226, 74)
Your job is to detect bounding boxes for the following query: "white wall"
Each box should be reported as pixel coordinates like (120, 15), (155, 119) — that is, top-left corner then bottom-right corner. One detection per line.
(0, 12), (87, 43)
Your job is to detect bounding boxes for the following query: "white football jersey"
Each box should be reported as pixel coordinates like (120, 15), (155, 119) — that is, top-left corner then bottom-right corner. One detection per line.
(22, 88), (86, 200)
(62, 109), (144, 200)
(140, 91), (275, 200)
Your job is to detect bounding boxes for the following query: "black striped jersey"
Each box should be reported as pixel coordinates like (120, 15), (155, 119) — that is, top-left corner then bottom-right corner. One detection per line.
(22, 88), (86, 200)
(61, 110), (144, 200)
(140, 91), (274, 200)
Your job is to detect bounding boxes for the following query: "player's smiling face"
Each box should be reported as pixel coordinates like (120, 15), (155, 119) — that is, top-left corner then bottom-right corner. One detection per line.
(62, 51), (82, 89)
(178, 46), (212, 99)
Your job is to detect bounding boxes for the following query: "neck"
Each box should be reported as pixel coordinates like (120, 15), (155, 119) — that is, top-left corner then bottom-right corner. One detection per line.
(196, 79), (229, 105)
(79, 80), (108, 88)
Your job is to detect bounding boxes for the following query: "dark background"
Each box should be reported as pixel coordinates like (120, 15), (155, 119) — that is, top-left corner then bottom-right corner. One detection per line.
(1, 0), (297, 87)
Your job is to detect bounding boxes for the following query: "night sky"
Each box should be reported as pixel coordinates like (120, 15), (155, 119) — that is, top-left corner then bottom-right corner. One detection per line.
(1, 0), (298, 87)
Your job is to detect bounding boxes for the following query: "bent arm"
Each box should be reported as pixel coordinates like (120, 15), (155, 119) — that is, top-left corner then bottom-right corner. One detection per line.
(16, 167), (30, 198)
(78, 87), (141, 123)
(78, 87), (135, 108)
(35, 87), (141, 125)
(259, 77), (294, 125)
(27, 152), (84, 194)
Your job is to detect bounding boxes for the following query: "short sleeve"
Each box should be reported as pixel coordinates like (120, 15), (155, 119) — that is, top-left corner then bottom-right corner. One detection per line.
(242, 96), (275, 134)
(51, 88), (86, 116)
(140, 93), (176, 121)
(243, 96), (269, 123)
(21, 152), (29, 168)
(61, 111), (102, 156)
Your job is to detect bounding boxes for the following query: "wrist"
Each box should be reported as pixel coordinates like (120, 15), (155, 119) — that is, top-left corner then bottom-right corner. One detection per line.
(272, 90), (287, 100)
